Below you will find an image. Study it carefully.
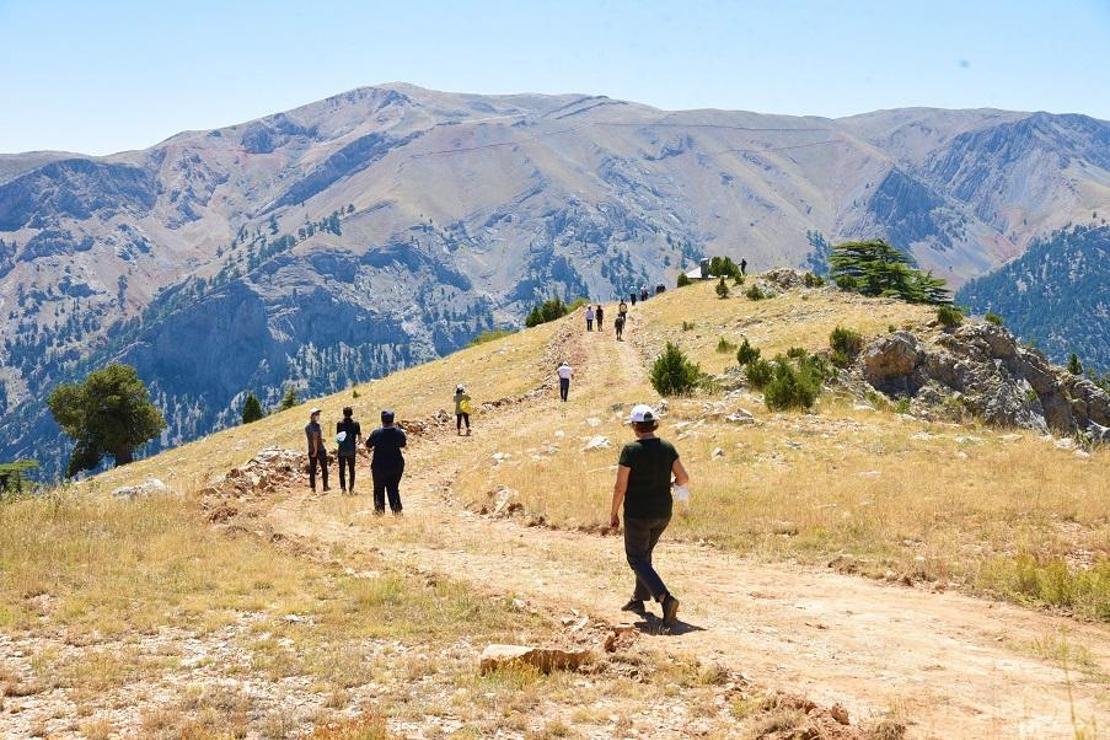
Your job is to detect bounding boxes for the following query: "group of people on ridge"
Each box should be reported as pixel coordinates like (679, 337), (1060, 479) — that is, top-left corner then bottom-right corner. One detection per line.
(305, 406), (406, 514)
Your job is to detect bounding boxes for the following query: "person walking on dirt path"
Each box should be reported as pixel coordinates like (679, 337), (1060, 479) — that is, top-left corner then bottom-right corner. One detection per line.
(640, 286), (649, 302)
(614, 313), (626, 341)
(454, 384), (472, 436)
(630, 292), (637, 307)
(596, 304), (605, 331)
(585, 305), (595, 332)
(618, 299), (628, 318)
(557, 361), (574, 402)
(609, 404), (689, 627)
(305, 408), (330, 493)
(740, 258), (747, 276)
(336, 406), (362, 494)
(366, 409), (406, 515)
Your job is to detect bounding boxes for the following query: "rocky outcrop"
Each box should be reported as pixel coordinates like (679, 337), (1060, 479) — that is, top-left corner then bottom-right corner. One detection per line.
(856, 322), (1110, 441)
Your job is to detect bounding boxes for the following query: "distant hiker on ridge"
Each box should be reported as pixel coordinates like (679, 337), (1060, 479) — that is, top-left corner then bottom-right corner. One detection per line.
(740, 258), (747, 276)
(454, 384), (472, 436)
(585, 305), (595, 332)
(366, 409), (406, 515)
(305, 408), (329, 493)
(640, 286), (649, 302)
(630, 292), (637, 307)
(614, 312), (626, 341)
(336, 406), (362, 494)
(618, 298), (628, 318)
(557, 361), (574, 402)
(595, 304), (605, 331)
(609, 404), (689, 628)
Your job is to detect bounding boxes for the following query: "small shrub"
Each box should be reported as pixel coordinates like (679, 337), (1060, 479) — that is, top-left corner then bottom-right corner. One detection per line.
(835, 275), (858, 292)
(732, 274), (746, 287)
(744, 358), (773, 389)
(763, 358), (821, 411)
(936, 304), (964, 330)
(829, 326), (863, 368)
(985, 311), (1004, 326)
(650, 342), (703, 397)
(681, 321), (695, 331)
(279, 386), (298, 411)
(351, 389), (360, 399)
(894, 398), (911, 414)
(745, 284), (766, 301)
(803, 272), (825, 288)
(715, 276), (730, 299)
(736, 338), (760, 366)
(1067, 353), (1083, 375)
(716, 337), (737, 354)
(567, 297), (591, 312)
(241, 393), (265, 424)
(525, 297), (569, 327)
(676, 272), (692, 288)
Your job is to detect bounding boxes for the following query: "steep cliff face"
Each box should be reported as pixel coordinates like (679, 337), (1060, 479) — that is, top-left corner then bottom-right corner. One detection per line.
(2, 85), (1108, 477)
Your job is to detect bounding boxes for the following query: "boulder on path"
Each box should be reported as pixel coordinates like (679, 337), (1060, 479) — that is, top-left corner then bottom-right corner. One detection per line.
(479, 644), (591, 675)
(582, 435), (611, 451)
(113, 478), (171, 499)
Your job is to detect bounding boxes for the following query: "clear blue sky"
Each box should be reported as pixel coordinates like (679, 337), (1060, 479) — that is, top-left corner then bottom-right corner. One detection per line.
(2, 0), (1108, 155)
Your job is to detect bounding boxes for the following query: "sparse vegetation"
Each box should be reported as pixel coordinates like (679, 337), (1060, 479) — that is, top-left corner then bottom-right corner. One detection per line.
(803, 272), (825, 288)
(650, 342), (704, 396)
(715, 276), (730, 299)
(47, 363), (166, 476)
(676, 272), (692, 288)
(715, 337), (737, 354)
(1067, 353), (1083, 375)
(525, 297), (570, 328)
(279, 385), (299, 411)
(241, 392), (265, 424)
(745, 284), (767, 301)
(707, 255), (743, 280)
(829, 326), (864, 368)
(735, 338), (761, 366)
(985, 311), (1004, 326)
(468, 328), (516, 347)
(681, 321), (695, 331)
(744, 358), (774, 389)
(936, 304), (964, 329)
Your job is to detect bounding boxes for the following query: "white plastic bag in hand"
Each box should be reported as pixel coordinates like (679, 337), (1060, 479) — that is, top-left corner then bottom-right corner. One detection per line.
(673, 484), (691, 515)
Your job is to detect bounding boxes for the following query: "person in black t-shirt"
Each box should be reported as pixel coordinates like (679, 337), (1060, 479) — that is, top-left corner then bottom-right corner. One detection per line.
(305, 408), (329, 492)
(609, 404), (689, 627)
(336, 406), (362, 494)
(366, 409), (406, 514)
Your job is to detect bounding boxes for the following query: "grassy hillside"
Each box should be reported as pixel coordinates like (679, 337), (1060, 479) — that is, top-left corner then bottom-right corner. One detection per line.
(3, 275), (1108, 736)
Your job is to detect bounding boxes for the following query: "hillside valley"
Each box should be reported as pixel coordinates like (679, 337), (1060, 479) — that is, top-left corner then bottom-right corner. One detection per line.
(2, 85), (1109, 476)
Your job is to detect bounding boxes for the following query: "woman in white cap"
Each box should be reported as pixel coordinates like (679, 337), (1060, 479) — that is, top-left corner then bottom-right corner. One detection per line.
(453, 385), (472, 435)
(609, 403), (689, 627)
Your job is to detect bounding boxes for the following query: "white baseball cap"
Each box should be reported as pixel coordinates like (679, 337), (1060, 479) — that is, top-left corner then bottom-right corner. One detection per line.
(629, 404), (657, 423)
(310, 408), (322, 416)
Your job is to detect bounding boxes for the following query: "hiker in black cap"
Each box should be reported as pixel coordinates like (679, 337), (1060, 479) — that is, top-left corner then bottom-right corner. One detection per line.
(366, 409), (406, 514)
(740, 258), (747, 275)
(305, 408), (329, 493)
(609, 404), (689, 628)
(595, 304), (605, 331)
(336, 406), (362, 494)
(614, 312), (626, 341)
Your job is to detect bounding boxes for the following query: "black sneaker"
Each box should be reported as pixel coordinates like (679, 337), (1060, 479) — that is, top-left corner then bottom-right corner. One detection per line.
(662, 594), (680, 627)
(620, 599), (645, 614)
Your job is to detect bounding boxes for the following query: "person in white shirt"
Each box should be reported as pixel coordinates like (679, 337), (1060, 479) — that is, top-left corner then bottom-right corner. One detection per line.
(556, 361), (574, 402)
(585, 306), (595, 332)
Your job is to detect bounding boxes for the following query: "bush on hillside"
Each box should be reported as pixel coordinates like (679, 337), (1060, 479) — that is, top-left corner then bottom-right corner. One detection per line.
(681, 321), (695, 331)
(744, 358), (774, 389)
(676, 272), (692, 288)
(829, 326), (864, 368)
(525, 297), (570, 328)
(241, 393), (265, 424)
(735, 338), (761, 366)
(745, 284), (767, 301)
(829, 239), (950, 304)
(707, 256), (743, 280)
(279, 386), (298, 410)
(716, 337), (737, 354)
(568, 297), (592, 312)
(936, 304), (964, 330)
(715, 276), (730, 299)
(803, 272), (825, 288)
(763, 357), (823, 411)
(1067, 353), (1083, 375)
(650, 342), (703, 397)
(985, 311), (1004, 326)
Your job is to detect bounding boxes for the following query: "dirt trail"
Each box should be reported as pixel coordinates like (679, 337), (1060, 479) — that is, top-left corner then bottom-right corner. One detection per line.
(266, 309), (1109, 738)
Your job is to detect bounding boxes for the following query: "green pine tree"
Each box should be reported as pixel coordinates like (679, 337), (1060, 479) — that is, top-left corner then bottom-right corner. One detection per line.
(241, 393), (265, 424)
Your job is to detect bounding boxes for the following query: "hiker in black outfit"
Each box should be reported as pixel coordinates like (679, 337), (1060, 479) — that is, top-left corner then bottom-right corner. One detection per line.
(609, 404), (689, 627)
(614, 313), (626, 341)
(740, 258), (747, 275)
(305, 408), (329, 492)
(630, 292), (637, 307)
(366, 409), (406, 514)
(639, 286), (649, 302)
(618, 299), (628, 319)
(336, 406), (362, 494)
(595, 304), (605, 331)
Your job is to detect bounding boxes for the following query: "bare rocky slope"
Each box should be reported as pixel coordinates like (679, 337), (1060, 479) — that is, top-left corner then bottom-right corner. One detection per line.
(2, 84), (1108, 476)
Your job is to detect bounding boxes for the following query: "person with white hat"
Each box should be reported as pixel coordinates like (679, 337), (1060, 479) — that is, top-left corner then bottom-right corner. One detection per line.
(336, 406), (362, 494)
(556, 361), (574, 402)
(305, 408), (329, 493)
(609, 403), (689, 627)
(453, 385), (472, 436)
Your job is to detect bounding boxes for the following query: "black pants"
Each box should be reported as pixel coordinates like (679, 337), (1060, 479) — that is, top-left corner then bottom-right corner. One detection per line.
(309, 453), (329, 491)
(338, 454), (356, 491)
(615, 321), (624, 340)
(456, 412), (470, 431)
(559, 377), (570, 402)
(597, 317), (604, 331)
(624, 516), (671, 601)
(372, 465), (404, 513)
(586, 319), (593, 331)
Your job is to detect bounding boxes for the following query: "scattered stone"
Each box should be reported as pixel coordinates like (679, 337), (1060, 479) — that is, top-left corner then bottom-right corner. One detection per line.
(830, 703), (850, 725)
(582, 435), (611, 451)
(711, 447), (724, 460)
(1074, 450), (1090, 460)
(1000, 433), (1022, 442)
(586, 417), (602, 428)
(725, 408), (756, 424)
(112, 478), (171, 498)
(858, 471), (881, 479)
(771, 520), (800, 536)
(853, 404), (876, 412)
(491, 452), (511, 464)
(1054, 437), (1077, 450)
(479, 644), (591, 675)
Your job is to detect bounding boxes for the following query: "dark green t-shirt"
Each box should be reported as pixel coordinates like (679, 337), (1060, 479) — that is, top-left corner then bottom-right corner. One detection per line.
(618, 437), (679, 519)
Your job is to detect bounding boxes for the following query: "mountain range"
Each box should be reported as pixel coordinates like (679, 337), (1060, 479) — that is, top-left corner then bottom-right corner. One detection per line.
(2, 83), (1108, 476)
